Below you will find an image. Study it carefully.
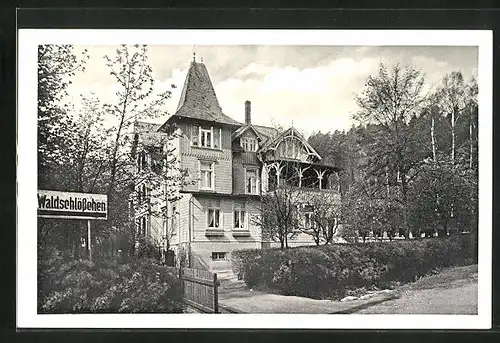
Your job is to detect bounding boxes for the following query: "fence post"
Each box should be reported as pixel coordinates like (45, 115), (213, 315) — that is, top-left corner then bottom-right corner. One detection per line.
(213, 273), (219, 314)
(179, 267), (183, 300)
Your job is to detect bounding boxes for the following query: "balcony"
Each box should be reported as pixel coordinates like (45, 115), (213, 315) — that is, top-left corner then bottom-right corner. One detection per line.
(265, 184), (340, 195)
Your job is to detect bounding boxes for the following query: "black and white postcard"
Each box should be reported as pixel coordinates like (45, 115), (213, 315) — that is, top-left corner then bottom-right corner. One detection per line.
(17, 29), (492, 329)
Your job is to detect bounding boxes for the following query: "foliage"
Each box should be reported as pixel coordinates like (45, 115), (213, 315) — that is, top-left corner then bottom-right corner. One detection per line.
(37, 45), (189, 261)
(38, 252), (183, 313)
(407, 155), (478, 237)
(435, 71), (471, 162)
(38, 45), (89, 175)
(353, 63), (429, 238)
(340, 177), (405, 243)
(234, 234), (476, 300)
(231, 248), (262, 279)
(308, 63), (478, 243)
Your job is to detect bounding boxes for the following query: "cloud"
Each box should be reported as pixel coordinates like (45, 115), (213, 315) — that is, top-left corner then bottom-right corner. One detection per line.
(64, 45), (479, 137)
(216, 56), (380, 137)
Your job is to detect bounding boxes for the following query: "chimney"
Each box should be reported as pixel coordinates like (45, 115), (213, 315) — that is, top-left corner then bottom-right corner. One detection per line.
(245, 100), (251, 125)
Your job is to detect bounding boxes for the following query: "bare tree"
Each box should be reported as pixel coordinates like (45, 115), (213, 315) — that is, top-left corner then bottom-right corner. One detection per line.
(466, 76), (478, 170)
(299, 193), (341, 245)
(254, 183), (301, 250)
(435, 71), (469, 164)
(130, 129), (194, 258)
(102, 45), (172, 221)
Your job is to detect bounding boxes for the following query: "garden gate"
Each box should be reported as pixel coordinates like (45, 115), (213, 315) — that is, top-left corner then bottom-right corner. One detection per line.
(178, 267), (220, 313)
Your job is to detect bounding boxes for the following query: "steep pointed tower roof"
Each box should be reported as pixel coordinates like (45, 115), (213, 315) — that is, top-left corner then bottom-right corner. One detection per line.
(167, 61), (241, 126)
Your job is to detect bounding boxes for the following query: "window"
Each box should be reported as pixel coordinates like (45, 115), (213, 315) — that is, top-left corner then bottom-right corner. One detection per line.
(212, 252), (227, 260)
(128, 199), (133, 219)
(234, 202), (246, 229)
(200, 161), (214, 189)
(137, 183), (150, 203)
(162, 158), (167, 173)
(137, 216), (148, 237)
(234, 210), (246, 229)
(241, 137), (258, 152)
(191, 125), (199, 146)
(208, 208), (220, 229)
(213, 128), (221, 149)
(303, 205), (315, 229)
(246, 169), (259, 194)
(137, 151), (147, 172)
(192, 125), (222, 149)
(304, 212), (313, 228)
(136, 184), (143, 203)
(206, 199), (222, 229)
(200, 126), (212, 148)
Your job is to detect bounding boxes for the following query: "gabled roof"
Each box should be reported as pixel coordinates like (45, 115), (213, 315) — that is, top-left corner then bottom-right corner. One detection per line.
(165, 61), (241, 127)
(259, 126), (322, 160)
(231, 124), (264, 141)
(253, 125), (280, 141)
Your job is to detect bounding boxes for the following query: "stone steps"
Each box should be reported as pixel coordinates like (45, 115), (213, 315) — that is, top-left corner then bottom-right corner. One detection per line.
(214, 270), (238, 283)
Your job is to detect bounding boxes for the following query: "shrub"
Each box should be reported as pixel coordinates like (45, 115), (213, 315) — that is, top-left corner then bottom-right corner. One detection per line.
(235, 234), (476, 300)
(38, 254), (183, 313)
(231, 249), (262, 280)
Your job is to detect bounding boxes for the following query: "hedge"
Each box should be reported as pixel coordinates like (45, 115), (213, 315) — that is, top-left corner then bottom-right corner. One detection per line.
(38, 251), (183, 313)
(232, 234), (477, 300)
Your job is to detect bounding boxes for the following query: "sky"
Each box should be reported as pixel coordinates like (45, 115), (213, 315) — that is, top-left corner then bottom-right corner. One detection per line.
(65, 45), (478, 138)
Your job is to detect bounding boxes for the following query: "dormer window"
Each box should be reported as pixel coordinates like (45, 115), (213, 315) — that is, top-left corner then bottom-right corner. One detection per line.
(241, 137), (258, 152)
(191, 125), (221, 149)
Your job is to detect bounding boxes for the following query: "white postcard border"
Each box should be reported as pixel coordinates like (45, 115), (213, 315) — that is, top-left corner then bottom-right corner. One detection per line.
(17, 29), (492, 329)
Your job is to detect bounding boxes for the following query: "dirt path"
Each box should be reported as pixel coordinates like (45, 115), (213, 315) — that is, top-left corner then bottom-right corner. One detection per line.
(356, 265), (478, 314)
(219, 264), (478, 314)
(219, 279), (396, 314)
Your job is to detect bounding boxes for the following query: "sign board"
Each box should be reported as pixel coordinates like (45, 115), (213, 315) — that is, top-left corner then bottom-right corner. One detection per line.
(37, 190), (108, 220)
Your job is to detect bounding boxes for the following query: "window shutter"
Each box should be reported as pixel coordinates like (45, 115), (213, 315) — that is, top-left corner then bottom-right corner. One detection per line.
(191, 125), (199, 146)
(213, 127), (221, 149)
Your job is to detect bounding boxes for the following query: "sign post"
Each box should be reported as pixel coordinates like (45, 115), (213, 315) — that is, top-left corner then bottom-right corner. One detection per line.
(37, 190), (108, 261)
(87, 219), (92, 261)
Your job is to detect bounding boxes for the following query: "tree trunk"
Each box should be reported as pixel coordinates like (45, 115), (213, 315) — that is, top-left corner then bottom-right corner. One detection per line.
(451, 111), (456, 163)
(385, 166), (390, 196)
(400, 170), (410, 239)
(106, 101), (128, 223)
(431, 116), (437, 162)
(74, 171), (85, 260)
(469, 120), (473, 169)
